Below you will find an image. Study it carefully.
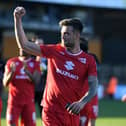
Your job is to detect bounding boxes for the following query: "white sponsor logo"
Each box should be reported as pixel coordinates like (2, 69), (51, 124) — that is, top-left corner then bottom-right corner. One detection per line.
(56, 68), (79, 80)
(20, 67), (25, 74)
(15, 62), (19, 66)
(80, 116), (87, 126)
(29, 62), (34, 67)
(64, 61), (75, 70)
(78, 58), (86, 64)
(93, 105), (98, 116)
(32, 112), (36, 123)
(15, 75), (29, 79)
(15, 66), (29, 79)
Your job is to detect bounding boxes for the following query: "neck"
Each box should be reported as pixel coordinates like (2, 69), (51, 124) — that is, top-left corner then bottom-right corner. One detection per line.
(36, 56), (41, 61)
(19, 56), (30, 61)
(67, 46), (81, 54)
(61, 41), (81, 54)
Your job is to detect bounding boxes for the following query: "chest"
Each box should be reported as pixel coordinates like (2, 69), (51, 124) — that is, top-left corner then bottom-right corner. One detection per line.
(51, 52), (89, 80)
(14, 61), (35, 75)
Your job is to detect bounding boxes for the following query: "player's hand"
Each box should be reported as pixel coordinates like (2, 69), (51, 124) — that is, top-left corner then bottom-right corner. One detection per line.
(13, 6), (26, 19)
(23, 61), (28, 71)
(10, 62), (16, 73)
(122, 95), (126, 102)
(66, 100), (86, 115)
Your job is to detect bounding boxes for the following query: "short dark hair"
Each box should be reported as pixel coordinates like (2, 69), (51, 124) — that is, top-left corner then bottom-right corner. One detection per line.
(80, 37), (88, 52)
(59, 18), (83, 33)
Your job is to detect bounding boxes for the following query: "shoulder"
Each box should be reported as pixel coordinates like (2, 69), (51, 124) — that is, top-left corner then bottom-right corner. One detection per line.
(6, 57), (18, 64)
(88, 53), (100, 64)
(81, 52), (96, 65)
(81, 51), (94, 59)
(40, 43), (63, 52)
(40, 44), (58, 48)
(47, 43), (65, 52)
(55, 44), (64, 50)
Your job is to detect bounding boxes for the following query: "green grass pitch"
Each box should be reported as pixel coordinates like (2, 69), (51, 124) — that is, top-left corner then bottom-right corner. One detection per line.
(1, 99), (126, 126)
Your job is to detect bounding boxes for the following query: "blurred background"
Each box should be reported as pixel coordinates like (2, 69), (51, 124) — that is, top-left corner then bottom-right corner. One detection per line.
(0, 0), (126, 125)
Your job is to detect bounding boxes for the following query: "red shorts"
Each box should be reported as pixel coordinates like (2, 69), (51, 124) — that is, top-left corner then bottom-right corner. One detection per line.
(80, 95), (98, 126)
(42, 107), (80, 126)
(6, 102), (36, 126)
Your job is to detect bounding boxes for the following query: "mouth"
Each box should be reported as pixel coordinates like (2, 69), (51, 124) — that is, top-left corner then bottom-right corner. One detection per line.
(64, 42), (74, 48)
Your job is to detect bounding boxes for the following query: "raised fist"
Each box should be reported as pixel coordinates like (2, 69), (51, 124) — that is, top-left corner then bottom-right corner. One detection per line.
(13, 6), (26, 19)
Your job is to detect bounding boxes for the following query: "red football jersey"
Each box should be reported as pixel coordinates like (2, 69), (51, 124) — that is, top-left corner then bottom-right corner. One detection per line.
(40, 44), (97, 112)
(5, 57), (40, 104)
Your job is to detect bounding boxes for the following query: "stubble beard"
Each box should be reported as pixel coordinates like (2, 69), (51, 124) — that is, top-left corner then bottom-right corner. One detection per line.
(64, 41), (75, 49)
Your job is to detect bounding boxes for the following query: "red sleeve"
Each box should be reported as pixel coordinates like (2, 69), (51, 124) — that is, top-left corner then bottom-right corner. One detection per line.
(39, 44), (57, 58)
(88, 55), (97, 76)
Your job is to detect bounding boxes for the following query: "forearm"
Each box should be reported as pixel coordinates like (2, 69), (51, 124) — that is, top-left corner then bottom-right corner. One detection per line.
(24, 69), (35, 83)
(3, 72), (14, 87)
(14, 17), (28, 49)
(13, 7), (42, 56)
(25, 70), (41, 85)
(14, 15), (41, 56)
(33, 71), (41, 85)
(80, 76), (98, 104)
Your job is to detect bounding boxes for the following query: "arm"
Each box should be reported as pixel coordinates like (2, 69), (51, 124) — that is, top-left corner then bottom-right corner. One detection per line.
(66, 75), (98, 115)
(23, 62), (41, 85)
(80, 76), (98, 104)
(24, 69), (41, 85)
(3, 63), (16, 87)
(13, 6), (41, 56)
(33, 71), (41, 85)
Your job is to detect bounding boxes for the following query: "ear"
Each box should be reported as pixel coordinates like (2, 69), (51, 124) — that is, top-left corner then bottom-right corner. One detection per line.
(76, 32), (80, 39)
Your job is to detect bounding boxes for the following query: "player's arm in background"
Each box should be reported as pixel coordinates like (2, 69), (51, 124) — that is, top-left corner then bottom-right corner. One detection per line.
(13, 6), (41, 56)
(3, 62), (16, 87)
(66, 75), (98, 115)
(23, 61), (41, 85)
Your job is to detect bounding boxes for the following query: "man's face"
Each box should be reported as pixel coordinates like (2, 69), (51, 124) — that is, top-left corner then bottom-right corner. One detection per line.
(61, 26), (76, 48)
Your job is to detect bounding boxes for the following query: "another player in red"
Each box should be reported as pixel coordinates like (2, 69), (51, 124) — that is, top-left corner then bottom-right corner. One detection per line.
(80, 37), (99, 126)
(3, 49), (41, 126)
(13, 6), (98, 126)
